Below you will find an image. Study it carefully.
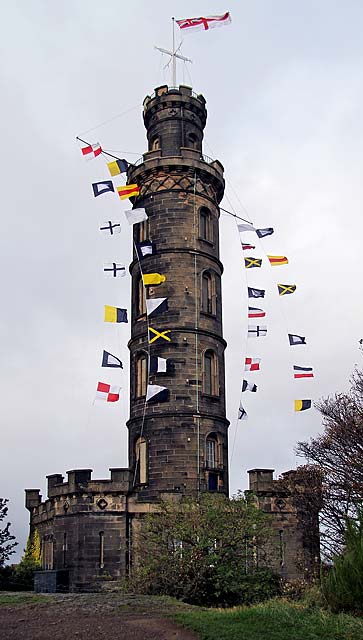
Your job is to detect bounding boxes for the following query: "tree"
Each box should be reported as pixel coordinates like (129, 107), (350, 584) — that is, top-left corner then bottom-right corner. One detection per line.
(296, 366), (363, 557)
(14, 529), (41, 590)
(129, 492), (280, 606)
(0, 498), (17, 566)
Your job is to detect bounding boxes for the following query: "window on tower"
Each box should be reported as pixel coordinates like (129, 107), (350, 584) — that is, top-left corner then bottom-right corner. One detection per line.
(136, 219), (148, 243)
(203, 349), (219, 396)
(135, 436), (147, 484)
(136, 275), (146, 317)
(135, 352), (148, 398)
(199, 207), (213, 243)
(151, 135), (160, 151)
(206, 433), (218, 468)
(201, 271), (217, 316)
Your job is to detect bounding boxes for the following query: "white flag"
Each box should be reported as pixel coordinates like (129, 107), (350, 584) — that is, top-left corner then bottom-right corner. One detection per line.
(125, 208), (148, 225)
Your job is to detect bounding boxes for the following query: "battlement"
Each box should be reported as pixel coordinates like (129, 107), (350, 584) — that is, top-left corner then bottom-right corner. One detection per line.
(25, 467), (131, 510)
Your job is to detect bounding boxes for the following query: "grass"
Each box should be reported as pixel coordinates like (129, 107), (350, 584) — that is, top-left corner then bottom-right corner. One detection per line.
(174, 599), (363, 640)
(0, 592), (47, 606)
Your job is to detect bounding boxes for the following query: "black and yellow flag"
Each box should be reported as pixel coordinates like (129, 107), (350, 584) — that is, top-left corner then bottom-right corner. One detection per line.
(294, 399), (311, 412)
(148, 327), (171, 344)
(244, 257), (262, 269)
(278, 284), (296, 296)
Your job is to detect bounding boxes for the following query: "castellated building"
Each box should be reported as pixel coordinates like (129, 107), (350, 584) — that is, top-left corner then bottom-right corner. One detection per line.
(25, 85), (320, 592)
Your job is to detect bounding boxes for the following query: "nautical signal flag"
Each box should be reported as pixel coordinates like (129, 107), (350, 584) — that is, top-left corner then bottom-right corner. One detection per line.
(248, 287), (265, 299)
(102, 351), (123, 369)
(143, 273), (166, 286)
(293, 366), (314, 379)
(107, 158), (128, 176)
(294, 399), (312, 412)
(136, 241), (154, 259)
(149, 355), (167, 374)
(103, 263), (126, 278)
(245, 357), (261, 371)
(268, 256), (288, 266)
(176, 12), (231, 32)
(242, 379), (257, 393)
(104, 306), (128, 323)
(238, 403), (248, 421)
(146, 297), (168, 318)
(278, 284), (296, 296)
(125, 208), (148, 225)
(238, 223), (256, 233)
(241, 242), (255, 251)
(146, 384), (169, 403)
(117, 184), (139, 200)
(95, 382), (120, 403)
(245, 257), (262, 269)
(288, 334), (306, 346)
(256, 228), (274, 238)
(92, 181), (115, 197)
(148, 327), (171, 344)
(248, 306), (265, 318)
(248, 325), (267, 337)
(81, 143), (102, 158)
(99, 220), (121, 235)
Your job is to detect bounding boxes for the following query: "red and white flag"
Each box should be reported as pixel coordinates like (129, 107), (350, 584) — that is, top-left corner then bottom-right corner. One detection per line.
(176, 12), (231, 33)
(248, 306), (266, 319)
(81, 143), (102, 158)
(245, 357), (261, 372)
(95, 381), (120, 402)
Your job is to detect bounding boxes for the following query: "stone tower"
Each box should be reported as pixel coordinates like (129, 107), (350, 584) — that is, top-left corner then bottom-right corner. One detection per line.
(127, 85), (229, 500)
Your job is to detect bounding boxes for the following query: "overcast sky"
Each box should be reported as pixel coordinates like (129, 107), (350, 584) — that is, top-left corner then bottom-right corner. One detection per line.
(1, 1), (362, 561)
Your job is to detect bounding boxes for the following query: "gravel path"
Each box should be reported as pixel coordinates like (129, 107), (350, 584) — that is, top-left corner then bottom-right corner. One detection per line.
(0, 593), (199, 640)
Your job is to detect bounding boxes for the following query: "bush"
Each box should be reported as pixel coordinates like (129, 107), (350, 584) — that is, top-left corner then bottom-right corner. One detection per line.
(129, 492), (279, 606)
(322, 510), (363, 613)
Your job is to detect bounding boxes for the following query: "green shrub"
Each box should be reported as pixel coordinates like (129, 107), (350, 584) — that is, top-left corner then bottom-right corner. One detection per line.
(322, 510), (363, 613)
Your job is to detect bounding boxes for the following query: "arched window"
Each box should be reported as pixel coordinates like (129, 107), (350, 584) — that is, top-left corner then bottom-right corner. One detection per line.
(187, 132), (199, 149)
(151, 136), (160, 151)
(202, 271), (213, 314)
(135, 436), (147, 484)
(136, 275), (146, 316)
(203, 350), (219, 396)
(199, 207), (213, 242)
(135, 352), (147, 398)
(206, 433), (218, 468)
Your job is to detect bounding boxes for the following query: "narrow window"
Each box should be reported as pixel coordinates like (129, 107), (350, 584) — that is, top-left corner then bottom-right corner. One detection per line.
(208, 472), (218, 491)
(203, 350), (219, 396)
(202, 271), (213, 314)
(135, 437), (147, 484)
(135, 353), (147, 398)
(137, 220), (148, 243)
(136, 276), (146, 316)
(99, 531), (104, 569)
(188, 132), (198, 149)
(63, 532), (67, 568)
(206, 436), (217, 468)
(199, 207), (212, 242)
(279, 530), (285, 567)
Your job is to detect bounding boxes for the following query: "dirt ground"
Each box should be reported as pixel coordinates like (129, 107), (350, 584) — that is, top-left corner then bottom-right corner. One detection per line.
(0, 593), (199, 640)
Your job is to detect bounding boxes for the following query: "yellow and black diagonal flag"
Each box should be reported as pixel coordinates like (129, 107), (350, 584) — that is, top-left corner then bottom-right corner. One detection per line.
(244, 257), (262, 269)
(294, 399), (311, 412)
(148, 327), (171, 344)
(278, 284), (296, 296)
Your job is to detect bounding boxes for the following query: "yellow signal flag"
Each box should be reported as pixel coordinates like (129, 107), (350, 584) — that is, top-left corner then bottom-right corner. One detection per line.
(117, 184), (140, 200)
(294, 399), (312, 412)
(143, 273), (166, 286)
(268, 255), (288, 266)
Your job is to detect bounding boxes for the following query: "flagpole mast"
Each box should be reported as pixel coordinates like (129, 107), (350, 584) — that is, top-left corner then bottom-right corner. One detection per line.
(172, 16), (176, 86)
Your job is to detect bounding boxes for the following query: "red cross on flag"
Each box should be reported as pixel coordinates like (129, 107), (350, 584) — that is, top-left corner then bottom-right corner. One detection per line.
(176, 12), (231, 32)
(96, 382), (120, 403)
